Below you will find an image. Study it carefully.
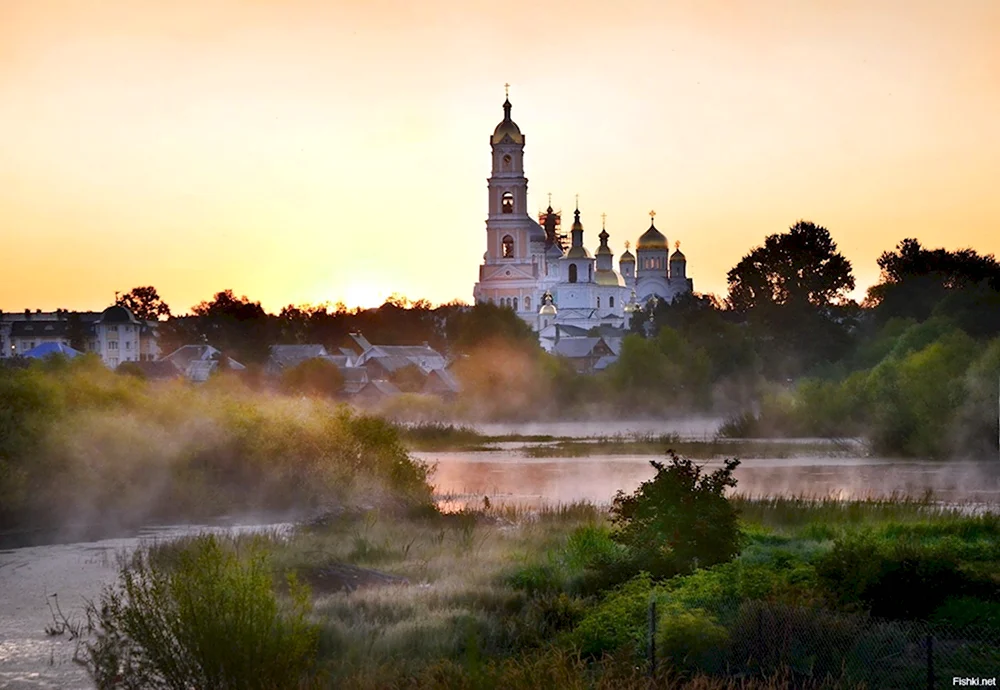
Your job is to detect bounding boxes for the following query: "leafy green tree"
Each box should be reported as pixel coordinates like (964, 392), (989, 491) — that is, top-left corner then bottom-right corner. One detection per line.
(610, 452), (742, 578)
(116, 286), (172, 321)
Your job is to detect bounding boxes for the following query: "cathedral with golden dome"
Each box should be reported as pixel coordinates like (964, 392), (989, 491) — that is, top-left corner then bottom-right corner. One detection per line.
(472, 90), (693, 340)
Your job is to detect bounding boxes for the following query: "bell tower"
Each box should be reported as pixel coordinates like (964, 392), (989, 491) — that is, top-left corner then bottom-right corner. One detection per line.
(473, 86), (547, 316)
(487, 85), (528, 219)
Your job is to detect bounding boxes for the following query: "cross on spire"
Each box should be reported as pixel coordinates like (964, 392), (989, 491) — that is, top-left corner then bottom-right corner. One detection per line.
(675, 240), (681, 250)
(649, 210), (656, 219)
(547, 192), (552, 206)
(625, 241), (631, 250)
(601, 212), (607, 229)
(504, 82), (510, 99)
(575, 194), (579, 211)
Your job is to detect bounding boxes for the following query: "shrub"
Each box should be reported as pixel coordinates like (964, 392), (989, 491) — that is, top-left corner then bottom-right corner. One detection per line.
(815, 533), (972, 619)
(86, 534), (319, 689)
(610, 453), (742, 578)
(565, 573), (655, 658)
(656, 603), (729, 675)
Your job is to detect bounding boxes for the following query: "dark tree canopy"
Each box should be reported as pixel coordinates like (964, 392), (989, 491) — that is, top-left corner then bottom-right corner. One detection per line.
(116, 286), (172, 322)
(190, 290), (270, 364)
(866, 239), (1000, 331)
(445, 302), (538, 354)
(727, 221), (855, 313)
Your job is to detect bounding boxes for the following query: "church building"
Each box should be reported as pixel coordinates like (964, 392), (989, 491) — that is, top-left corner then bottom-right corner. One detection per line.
(472, 91), (694, 336)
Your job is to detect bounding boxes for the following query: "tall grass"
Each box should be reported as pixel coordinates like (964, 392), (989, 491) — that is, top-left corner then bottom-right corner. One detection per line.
(86, 533), (320, 689)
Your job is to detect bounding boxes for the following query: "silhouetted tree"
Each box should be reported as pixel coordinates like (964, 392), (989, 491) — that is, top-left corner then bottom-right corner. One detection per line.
(866, 239), (1000, 334)
(727, 221), (854, 313)
(726, 221), (856, 378)
(116, 286), (172, 321)
(191, 290), (271, 364)
(446, 302), (538, 354)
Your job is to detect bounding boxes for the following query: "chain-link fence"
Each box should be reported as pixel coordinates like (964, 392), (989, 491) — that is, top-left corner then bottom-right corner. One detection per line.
(649, 599), (1000, 689)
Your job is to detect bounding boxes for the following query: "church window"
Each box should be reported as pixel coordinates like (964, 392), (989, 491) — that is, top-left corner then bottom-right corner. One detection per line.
(597, 296), (601, 308)
(568, 264), (578, 283)
(502, 154), (512, 171)
(513, 297), (518, 311)
(525, 296), (531, 310)
(502, 235), (514, 258)
(502, 192), (514, 214)
(610, 296), (615, 308)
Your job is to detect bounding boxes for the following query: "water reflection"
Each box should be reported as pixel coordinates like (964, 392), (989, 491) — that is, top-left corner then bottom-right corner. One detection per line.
(424, 452), (1000, 508)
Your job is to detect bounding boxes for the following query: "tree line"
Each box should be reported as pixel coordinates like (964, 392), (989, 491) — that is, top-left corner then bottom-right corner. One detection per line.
(107, 221), (1000, 454)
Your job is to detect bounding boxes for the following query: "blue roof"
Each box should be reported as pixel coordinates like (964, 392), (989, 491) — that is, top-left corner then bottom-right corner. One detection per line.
(23, 342), (83, 359)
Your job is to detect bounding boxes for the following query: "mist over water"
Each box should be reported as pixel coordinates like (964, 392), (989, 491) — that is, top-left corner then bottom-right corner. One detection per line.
(470, 417), (726, 440)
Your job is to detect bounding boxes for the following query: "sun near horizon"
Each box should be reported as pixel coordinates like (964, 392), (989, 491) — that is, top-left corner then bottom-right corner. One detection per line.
(1, 0), (998, 315)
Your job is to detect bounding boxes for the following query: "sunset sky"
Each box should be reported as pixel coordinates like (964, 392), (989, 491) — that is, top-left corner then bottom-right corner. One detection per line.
(2, 0), (998, 314)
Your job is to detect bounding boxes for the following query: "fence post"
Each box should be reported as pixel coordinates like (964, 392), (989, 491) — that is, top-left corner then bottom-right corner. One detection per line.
(647, 599), (657, 677)
(926, 633), (934, 690)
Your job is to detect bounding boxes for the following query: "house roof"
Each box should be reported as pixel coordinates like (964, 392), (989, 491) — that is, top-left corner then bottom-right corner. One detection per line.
(10, 321), (73, 338)
(23, 342), (83, 358)
(160, 344), (245, 375)
(349, 333), (374, 353)
(127, 360), (182, 378)
(594, 355), (619, 371)
(353, 379), (401, 398)
(359, 345), (446, 373)
(553, 337), (604, 359)
(318, 355), (352, 369)
(268, 344), (329, 368)
(423, 367), (461, 393)
(341, 366), (369, 393)
(98, 305), (141, 325)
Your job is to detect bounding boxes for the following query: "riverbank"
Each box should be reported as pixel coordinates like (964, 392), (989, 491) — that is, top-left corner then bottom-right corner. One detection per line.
(35, 494), (998, 689)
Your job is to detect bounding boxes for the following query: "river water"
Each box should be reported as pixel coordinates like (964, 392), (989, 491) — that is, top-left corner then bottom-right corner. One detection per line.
(2, 445), (999, 689)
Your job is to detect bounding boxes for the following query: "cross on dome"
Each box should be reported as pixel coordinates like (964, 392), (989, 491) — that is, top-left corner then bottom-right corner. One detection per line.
(649, 210), (656, 219)
(504, 83), (510, 98)
(601, 212), (607, 229)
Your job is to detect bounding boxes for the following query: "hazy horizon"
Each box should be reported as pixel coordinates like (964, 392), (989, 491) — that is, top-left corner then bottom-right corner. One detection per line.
(2, 0), (998, 314)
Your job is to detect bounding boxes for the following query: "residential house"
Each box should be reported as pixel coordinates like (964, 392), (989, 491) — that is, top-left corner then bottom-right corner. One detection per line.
(552, 336), (617, 374)
(352, 379), (401, 406)
(159, 344), (245, 382)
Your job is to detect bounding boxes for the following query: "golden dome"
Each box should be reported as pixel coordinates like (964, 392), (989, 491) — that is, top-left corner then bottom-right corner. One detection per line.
(565, 245), (591, 259)
(539, 303), (557, 315)
(491, 98), (523, 144)
(619, 249), (635, 263)
(670, 249), (686, 262)
(595, 269), (625, 286)
(637, 223), (668, 250)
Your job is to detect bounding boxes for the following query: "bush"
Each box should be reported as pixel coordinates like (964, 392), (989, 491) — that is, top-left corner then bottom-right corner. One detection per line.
(815, 533), (972, 619)
(656, 603), (729, 675)
(565, 573), (655, 658)
(86, 534), (319, 689)
(610, 453), (742, 578)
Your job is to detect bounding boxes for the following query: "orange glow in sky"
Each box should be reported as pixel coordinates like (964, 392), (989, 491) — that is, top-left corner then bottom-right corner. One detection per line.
(2, 0), (998, 314)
